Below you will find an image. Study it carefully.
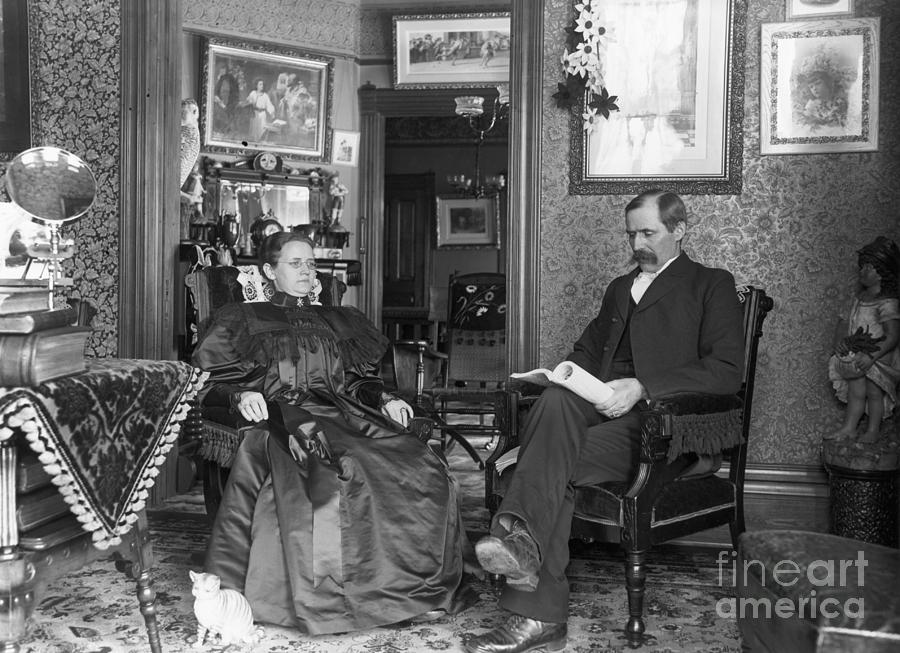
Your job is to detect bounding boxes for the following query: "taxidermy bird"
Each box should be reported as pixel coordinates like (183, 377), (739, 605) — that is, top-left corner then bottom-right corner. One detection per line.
(180, 98), (200, 189)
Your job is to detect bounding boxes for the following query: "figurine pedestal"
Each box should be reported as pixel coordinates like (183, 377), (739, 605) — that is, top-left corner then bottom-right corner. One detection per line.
(824, 459), (899, 547)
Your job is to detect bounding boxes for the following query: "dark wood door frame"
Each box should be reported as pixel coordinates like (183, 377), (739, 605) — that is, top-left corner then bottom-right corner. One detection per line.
(119, 0), (182, 361)
(358, 0), (542, 373)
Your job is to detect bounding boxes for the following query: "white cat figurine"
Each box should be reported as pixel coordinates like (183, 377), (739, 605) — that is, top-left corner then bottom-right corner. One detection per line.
(190, 570), (258, 648)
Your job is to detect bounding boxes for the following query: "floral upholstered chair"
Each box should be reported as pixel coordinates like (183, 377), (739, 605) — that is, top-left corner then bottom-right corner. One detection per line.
(392, 272), (520, 470)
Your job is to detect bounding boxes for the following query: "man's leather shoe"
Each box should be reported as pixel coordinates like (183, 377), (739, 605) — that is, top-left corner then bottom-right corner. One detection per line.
(463, 614), (567, 653)
(475, 520), (540, 591)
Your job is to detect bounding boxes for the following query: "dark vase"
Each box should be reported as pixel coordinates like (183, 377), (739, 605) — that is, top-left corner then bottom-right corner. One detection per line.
(220, 213), (240, 248)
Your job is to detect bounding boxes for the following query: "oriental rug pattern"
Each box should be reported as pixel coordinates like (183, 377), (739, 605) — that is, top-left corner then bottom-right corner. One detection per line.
(21, 438), (741, 653)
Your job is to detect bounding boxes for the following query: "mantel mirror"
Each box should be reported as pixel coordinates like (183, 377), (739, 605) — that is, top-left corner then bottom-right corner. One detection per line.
(190, 159), (326, 255)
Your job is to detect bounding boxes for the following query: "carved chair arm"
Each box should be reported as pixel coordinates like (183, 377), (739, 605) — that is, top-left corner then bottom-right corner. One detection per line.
(483, 387), (539, 468)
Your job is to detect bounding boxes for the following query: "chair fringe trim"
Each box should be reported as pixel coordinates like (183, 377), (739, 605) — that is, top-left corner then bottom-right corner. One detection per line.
(199, 426), (243, 469)
(666, 408), (743, 462)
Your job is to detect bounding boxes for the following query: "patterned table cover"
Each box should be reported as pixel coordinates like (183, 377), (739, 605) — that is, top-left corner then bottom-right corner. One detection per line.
(0, 358), (207, 549)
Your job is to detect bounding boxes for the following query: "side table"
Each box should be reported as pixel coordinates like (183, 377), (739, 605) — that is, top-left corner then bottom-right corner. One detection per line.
(0, 358), (206, 652)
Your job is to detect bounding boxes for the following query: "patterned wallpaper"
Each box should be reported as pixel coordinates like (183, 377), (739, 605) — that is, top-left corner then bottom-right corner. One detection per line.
(25, 0), (122, 358)
(539, 0), (900, 466)
(184, 0), (360, 56)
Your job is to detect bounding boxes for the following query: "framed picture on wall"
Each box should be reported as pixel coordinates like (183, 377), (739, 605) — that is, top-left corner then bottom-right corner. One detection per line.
(200, 38), (334, 162)
(331, 129), (360, 167)
(760, 17), (879, 154)
(569, 0), (746, 195)
(393, 13), (511, 89)
(436, 195), (500, 249)
(786, 0), (854, 20)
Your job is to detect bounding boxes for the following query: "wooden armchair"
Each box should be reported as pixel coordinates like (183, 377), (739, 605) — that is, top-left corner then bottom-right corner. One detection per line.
(485, 285), (774, 644)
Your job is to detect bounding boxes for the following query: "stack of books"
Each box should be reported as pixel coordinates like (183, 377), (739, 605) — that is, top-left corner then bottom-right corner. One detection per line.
(0, 283), (90, 386)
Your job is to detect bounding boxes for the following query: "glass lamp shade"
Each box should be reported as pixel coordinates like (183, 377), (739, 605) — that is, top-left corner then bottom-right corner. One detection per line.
(496, 83), (510, 107)
(454, 96), (485, 116)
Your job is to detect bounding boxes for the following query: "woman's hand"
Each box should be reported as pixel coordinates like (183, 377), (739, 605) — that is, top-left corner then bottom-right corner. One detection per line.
(235, 391), (268, 422)
(382, 398), (413, 427)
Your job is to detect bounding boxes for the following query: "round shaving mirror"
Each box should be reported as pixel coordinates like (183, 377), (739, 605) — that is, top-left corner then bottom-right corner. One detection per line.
(5, 146), (97, 224)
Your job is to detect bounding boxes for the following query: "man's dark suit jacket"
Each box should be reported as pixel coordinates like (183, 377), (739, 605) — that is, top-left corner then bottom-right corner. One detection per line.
(567, 253), (744, 400)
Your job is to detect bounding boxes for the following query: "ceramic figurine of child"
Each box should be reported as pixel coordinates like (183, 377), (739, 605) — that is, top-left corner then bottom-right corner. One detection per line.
(828, 236), (900, 442)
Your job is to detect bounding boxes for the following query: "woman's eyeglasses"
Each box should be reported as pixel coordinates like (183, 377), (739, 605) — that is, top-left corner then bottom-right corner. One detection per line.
(286, 258), (317, 271)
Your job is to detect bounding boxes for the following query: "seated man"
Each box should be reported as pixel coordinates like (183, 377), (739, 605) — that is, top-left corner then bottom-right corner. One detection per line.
(465, 190), (745, 653)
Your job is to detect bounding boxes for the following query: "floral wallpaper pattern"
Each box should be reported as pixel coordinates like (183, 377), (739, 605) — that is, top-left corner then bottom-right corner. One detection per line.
(184, 0), (360, 56)
(27, 0), (122, 357)
(539, 0), (900, 466)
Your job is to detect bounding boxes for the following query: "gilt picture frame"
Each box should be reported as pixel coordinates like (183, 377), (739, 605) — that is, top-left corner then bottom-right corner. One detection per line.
(436, 195), (499, 249)
(760, 17), (879, 155)
(786, 0), (854, 20)
(570, 0), (746, 195)
(200, 38), (333, 162)
(393, 13), (511, 89)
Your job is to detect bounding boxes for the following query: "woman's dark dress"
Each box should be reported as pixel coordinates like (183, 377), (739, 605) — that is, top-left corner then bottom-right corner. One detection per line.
(192, 297), (467, 634)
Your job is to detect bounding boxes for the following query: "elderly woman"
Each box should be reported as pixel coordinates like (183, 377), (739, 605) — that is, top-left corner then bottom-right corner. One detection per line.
(192, 231), (471, 634)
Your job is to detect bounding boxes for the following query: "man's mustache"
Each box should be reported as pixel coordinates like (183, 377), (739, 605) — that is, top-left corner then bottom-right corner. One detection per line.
(631, 250), (657, 265)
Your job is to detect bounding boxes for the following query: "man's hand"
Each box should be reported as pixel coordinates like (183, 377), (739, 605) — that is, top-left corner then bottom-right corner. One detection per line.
(235, 391), (268, 422)
(594, 378), (647, 418)
(382, 398), (413, 427)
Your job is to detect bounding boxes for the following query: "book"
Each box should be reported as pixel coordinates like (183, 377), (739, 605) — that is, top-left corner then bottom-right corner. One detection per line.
(0, 306), (76, 334)
(494, 445), (521, 475)
(0, 326), (91, 386)
(509, 361), (613, 405)
(0, 288), (50, 316)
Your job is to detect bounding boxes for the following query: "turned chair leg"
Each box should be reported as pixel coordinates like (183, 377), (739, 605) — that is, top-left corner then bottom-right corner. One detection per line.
(134, 566), (161, 653)
(114, 518), (161, 653)
(624, 549), (648, 644)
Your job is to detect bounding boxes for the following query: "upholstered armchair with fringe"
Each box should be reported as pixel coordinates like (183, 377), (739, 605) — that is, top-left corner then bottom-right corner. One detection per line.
(485, 285), (774, 645)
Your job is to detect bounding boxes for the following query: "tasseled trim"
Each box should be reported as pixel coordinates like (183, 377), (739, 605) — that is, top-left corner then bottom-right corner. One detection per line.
(666, 408), (743, 462)
(317, 306), (389, 368)
(230, 303), (336, 367)
(198, 422), (244, 468)
(0, 366), (207, 550)
(218, 303), (387, 373)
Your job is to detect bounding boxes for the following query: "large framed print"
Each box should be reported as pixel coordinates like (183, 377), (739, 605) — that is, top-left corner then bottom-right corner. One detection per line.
(570, 0), (747, 195)
(200, 38), (333, 161)
(760, 18), (879, 155)
(0, 0), (31, 159)
(393, 13), (510, 89)
(786, 0), (854, 20)
(436, 195), (500, 249)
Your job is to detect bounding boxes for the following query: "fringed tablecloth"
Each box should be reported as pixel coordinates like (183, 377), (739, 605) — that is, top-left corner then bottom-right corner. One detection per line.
(0, 359), (207, 549)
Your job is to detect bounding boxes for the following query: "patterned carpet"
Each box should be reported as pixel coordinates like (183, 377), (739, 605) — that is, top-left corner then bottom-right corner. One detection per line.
(21, 436), (742, 652)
